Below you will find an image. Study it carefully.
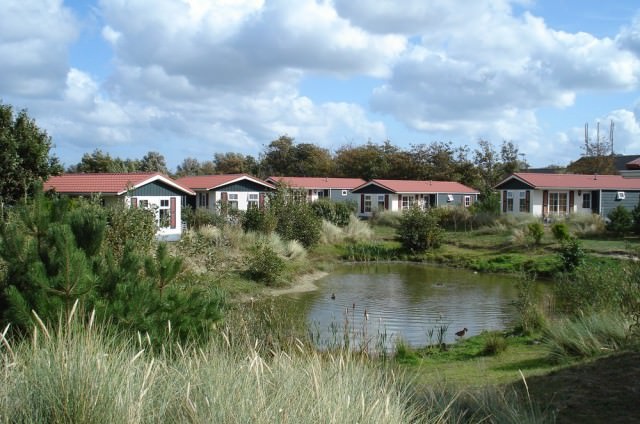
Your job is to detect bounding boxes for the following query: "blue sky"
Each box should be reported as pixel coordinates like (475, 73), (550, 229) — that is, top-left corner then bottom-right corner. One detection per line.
(2, 0), (640, 171)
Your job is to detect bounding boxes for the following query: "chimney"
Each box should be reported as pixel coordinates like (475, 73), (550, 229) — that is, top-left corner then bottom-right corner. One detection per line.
(593, 174), (598, 180)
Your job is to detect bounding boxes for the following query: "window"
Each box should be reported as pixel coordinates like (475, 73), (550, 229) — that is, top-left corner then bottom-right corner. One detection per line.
(317, 190), (324, 198)
(341, 190), (348, 196)
(464, 195), (471, 207)
(158, 199), (170, 228)
(377, 195), (385, 211)
(402, 195), (414, 210)
(228, 193), (239, 210)
(248, 193), (259, 209)
(582, 192), (591, 209)
(506, 191), (514, 212)
(139, 200), (149, 209)
(617, 191), (626, 200)
(198, 192), (208, 208)
(518, 191), (527, 212)
(364, 195), (372, 213)
(549, 192), (568, 215)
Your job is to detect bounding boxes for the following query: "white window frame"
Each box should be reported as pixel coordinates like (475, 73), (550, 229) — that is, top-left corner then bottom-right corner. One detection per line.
(228, 193), (239, 210)
(464, 195), (471, 207)
(617, 191), (626, 200)
(198, 192), (207, 208)
(401, 195), (414, 210)
(549, 191), (569, 215)
(506, 191), (514, 212)
(582, 192), (591, 209)
(518, 191), (527, 212)
(248, 193), (259, 209)
(158, 199), (170, 228)
(139, 199), (149, 209)
(447, 194), (454, 202)
(377, 195), (385, 211)
(341, 190), (348, 196)
(364, 195), (372, 213)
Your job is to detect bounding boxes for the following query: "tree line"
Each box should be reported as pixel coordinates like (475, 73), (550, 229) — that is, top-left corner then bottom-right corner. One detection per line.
(67, 136), (528, 193)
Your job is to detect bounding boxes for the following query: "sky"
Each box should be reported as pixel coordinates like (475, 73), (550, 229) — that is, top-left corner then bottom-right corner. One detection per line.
(2, 0), (640, 172)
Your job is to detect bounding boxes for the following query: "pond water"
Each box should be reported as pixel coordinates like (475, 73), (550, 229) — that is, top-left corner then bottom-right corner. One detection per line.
(283, 263), (540, 349)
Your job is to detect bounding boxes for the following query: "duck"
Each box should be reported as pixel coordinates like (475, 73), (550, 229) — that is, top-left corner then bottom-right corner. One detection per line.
(455, 328), (468, 337)
(330, 293), (335, 300)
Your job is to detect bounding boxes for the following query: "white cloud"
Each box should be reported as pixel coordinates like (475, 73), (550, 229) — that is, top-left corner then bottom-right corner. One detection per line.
(0, 0), (77, 97)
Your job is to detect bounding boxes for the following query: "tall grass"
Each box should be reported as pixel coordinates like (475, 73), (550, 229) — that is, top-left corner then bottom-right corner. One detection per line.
(320, 215), (373, 245)
(544, 311), (632, 363)
(0, 314), (417, 423)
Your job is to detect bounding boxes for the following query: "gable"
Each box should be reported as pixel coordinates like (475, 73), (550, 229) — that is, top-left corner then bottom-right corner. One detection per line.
(495, 178), (535, 190)
(132, 180), (189, 197)
(352, 184), (395, 194)
(213, 179), (274, 192)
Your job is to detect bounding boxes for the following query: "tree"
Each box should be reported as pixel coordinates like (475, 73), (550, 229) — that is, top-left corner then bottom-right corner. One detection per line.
(67, 149), (139, 173)
(398, 205), (444, 252)
(0, 102), (62, 204)
(259, 135), (333, 177)
(214, 152), (258, 175)
(175, 157), (216, 177)
(139, 151), (168, 174)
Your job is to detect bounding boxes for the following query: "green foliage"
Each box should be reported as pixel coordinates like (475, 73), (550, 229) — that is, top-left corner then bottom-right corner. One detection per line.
(632, 199), (640, 235)
(241, 206), (277, 234)
(544, 312), (631, 363)
(398, 205), (444, 252)
(607, 205), (632, 235)
(267, 186), (321, 247)
(526, 221), (544, 245)
(104, 203), (156, 260)
(310, 199), (355, 226)
(551, 221), (570, 241)
(514, 272), (547, 335)
(554, 262), (628, 315)
(182, 207), (218, 230)
(0, 102), (62, 204)
(0, 194), (224, 341)
(481, 332), (508, 356)
(470, 189), (501, 216)
(245, 242), (285, 285)
(558, 238), (586, 273)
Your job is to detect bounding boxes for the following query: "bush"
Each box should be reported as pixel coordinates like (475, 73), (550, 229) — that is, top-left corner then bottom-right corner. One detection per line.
(566, 213), (606, 237)
(526, 222), (544, 245)
(241, 206), (277, 234)
(182, 207), (218, 230)
(551, 222), (571, 242)
(310, 199), (355, 227)
(481, 332), (508, 356)
(268, 186), (322, 247)
(245, 242), (285, 285)
(370, 210), (403, 228)
(398, 206), (444, 252)
(558, 238), (586, 272)
(607, 205), (632, 235)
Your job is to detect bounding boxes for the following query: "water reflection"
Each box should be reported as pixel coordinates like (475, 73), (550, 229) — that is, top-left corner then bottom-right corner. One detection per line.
(284, 263), (533, 349)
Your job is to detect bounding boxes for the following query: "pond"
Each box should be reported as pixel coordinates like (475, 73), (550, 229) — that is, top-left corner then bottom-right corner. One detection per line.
(282, 263), (543, 350)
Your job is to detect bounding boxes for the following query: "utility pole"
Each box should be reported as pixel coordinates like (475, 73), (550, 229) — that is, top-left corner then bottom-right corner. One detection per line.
(610, 120), (614, 155)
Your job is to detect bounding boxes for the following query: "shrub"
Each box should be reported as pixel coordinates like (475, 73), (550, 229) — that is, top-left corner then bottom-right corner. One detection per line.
(344, 214), (373, 242)
(551, 222), (571, 241)
(105, 203), (156, 259)
(310, 199), (355, 227)
(245, 242), (285, 285)
(268, 187), (322, 247)
(241, 206), (277, 234)
(607, 205), (632, 235)
(369, 210), (402, 228)
(558, 237), (586, 272)
(481, 332), (508, 356)
(554, 262), (627, 315)
(398, 205), (444, 252)
(182, 207), (218, 230)
(526, 222), (544, 245)
(566, 213), (606, 237)
(319, 220), (345, 244)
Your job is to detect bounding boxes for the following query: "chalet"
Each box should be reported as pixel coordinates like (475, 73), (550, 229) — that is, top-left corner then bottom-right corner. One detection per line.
(495, 172), (640, 218)
(43, 173), (195, 241)
(265, 176), (366, 203)
(177, 174), (274, 212)
(351, 179), (479, 217)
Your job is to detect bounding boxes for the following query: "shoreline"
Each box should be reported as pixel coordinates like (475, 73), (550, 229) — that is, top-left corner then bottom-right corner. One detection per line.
(267, 270), (328, 296)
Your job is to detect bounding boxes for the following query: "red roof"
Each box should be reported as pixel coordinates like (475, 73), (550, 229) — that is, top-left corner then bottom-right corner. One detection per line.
(44, 173), (195, 195)
(500, 173), (640, 190)
(177, 174), (274, 190)
(267, 176), (366, 189)
(354, 179), (479, 194)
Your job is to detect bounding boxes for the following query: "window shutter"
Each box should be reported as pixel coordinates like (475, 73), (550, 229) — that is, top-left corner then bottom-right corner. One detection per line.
(221, 192), (228, 202)
(502, 191), (507, 212)
(131, 197), (138, 208)
(569, 191), (575, 211)
(170, 197), (176, 229)
(543, 190), (548, 216)
(360, 194), (364, 213)
(384, 194), (389, 210)
(525, 190), (530, 212)
(259, 193), (265, 208)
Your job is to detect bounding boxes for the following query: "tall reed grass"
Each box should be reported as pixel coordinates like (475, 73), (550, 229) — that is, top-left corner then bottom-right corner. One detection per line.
(0, 311), (417, 423)
(544, 311), (631, 363)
